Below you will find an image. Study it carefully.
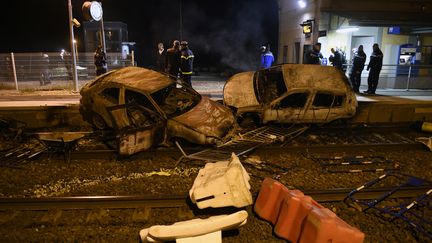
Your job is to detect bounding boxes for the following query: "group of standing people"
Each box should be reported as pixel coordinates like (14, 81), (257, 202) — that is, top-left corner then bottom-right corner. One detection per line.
(156, 40), (194, 86)
(349, 43), (383, 94)
(305, 42), (383, 95)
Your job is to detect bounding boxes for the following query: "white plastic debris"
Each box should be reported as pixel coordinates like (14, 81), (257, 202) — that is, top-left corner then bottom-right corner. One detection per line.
(139, 210), (248, 243)
(189, 153), (252, 209)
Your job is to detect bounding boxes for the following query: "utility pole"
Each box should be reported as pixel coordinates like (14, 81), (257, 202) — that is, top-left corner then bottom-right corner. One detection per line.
(100, 2), (107, 54)
(68, 0), (79, 92)
(179, 0), (183, 41)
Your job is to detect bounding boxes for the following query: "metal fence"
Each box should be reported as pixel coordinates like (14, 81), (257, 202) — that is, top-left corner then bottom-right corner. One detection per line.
(344, 64), (432, 90)
(0, 52), (134, 91)
(1, 53), (431, 91)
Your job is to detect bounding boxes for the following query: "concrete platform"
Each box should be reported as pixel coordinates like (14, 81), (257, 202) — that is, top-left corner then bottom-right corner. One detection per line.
(0, 80), (431, 128)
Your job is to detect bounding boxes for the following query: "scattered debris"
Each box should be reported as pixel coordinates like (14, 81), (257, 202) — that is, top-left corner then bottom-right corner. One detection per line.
(310, 154), (399, 173)
(29, 168), (199, 198)
(416, 137), (432, 151)
(176, 125), (308, 163)
(0, 117), (26, 142)
(347, 172), (432, 239)
(139, 210), (248, 243)
(243, 155), (297, 178)
(189, 153), (252, 209)
(36, 132), (88, 162)
(254, 178), (364, 242)
(0, 142), (46, 168)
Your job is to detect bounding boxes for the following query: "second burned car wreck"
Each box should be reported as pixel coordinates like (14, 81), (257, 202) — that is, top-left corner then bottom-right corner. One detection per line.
(79, 67), (235, 156)
(223, 64), (358, 125)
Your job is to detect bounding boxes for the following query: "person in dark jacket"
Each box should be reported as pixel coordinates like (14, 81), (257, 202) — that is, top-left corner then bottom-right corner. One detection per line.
(156, 42), (166, 72)
(165, 40), (181, 78)
(180, 41), (194, 86)
(364, 43), (383, 94)
(329, 48), (343, 71)
(350, 45), (366, 93)
(304, 43), (323, 65)
(94, 45), (107, 76)
(260, 45), (274, 69)
(40, 53), (51, 85)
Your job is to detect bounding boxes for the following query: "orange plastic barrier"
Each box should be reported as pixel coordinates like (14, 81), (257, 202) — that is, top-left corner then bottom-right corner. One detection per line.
(253, 178), (288, 224)
(254, 178), (365, 243)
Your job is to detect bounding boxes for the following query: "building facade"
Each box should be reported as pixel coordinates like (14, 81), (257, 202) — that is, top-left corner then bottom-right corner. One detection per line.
(278, 0), (432, 88)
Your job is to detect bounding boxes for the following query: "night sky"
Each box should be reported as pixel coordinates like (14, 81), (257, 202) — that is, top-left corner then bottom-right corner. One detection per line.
(2, 0), (278, 71)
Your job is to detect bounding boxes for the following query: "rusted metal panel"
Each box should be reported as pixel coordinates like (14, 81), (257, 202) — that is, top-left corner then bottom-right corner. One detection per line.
(281, 64), (351, 91)
(173, 97), (235, 140)
(118, 130), (154, 156)
(83, 67), (173, 94)
(224, 72), (260, 108)
(167, 119), (207, 145)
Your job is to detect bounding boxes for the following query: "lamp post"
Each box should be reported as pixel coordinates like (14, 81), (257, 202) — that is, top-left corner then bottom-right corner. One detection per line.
(68, 0), (79, 91)
(73, 39), (78, 61)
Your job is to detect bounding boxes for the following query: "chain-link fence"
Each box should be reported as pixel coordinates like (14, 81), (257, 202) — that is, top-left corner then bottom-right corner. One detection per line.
(0, 52), (134, 91)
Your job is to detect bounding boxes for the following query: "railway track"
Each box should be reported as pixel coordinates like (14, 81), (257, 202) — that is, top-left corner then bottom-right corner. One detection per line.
(67, 125), (425, 160)
(65, 142), (424, 161)
(0, 186), (429, 211)
(2, 124), (424, 164)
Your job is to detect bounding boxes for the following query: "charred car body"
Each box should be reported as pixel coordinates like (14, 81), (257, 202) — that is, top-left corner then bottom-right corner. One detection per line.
(80, 67), (235, 155)
(223, 64), (357, 124)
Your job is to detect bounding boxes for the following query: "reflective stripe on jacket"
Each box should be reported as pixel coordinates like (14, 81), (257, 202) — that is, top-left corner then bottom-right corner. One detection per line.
(180, 49), (194, 74)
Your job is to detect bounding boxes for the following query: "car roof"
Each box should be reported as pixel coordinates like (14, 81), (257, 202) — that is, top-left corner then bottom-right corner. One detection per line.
(93, 66), (173, 93)
(277, 64), (351, 91)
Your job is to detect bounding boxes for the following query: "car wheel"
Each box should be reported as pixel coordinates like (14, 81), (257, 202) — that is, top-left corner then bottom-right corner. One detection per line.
(91, 113), (107, 130)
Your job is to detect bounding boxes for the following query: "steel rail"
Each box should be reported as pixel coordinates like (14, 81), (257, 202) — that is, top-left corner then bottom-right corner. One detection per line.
(65, 142), (424, 160)
(0, 186), (429, 211)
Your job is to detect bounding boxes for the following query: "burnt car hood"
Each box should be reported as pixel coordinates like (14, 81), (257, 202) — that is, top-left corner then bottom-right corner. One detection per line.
(172, 96), (235, 138)
(223, 71), (260, 108)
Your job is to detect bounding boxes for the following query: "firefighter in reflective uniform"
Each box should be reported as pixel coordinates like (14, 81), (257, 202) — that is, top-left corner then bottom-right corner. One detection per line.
(180, 41), (194, 87)
(364, 43), (383, 94)
(350, 45), (366, 93)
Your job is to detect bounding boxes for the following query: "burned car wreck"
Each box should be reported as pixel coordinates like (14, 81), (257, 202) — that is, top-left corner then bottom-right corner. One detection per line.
(223, 64), (358, 124)
(80, 67), (235, 156)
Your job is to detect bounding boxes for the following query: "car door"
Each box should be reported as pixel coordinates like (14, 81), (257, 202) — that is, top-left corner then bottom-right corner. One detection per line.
(302, 92), (346, 123)
(107, 103), (166, 157)
(262, 91), (309, 123)
(92, 87), (121, 127)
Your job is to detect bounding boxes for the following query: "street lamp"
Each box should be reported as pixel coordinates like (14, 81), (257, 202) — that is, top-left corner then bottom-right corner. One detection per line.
(73, 39), (78, 61)
(297, 0), (306, 9)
